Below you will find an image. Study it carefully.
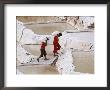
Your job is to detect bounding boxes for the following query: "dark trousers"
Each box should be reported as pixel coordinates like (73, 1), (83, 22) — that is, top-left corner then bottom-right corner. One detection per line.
(40, 49), (47, 57)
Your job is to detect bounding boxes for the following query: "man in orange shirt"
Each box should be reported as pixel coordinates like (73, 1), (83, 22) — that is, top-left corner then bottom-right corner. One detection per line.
(37, 37), (49, 62)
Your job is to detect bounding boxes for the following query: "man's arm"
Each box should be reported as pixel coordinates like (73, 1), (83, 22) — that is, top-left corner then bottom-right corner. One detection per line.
(45, 37), (49, 46)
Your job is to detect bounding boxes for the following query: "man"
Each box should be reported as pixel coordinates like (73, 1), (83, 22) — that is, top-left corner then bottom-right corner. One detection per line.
(53, 32), (62, 56)
(37, 37), (49, 62)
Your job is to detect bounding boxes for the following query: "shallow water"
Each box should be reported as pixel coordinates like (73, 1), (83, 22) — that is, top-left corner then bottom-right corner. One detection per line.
(17, 64), (58, 74)
(25, 23), (75, 35)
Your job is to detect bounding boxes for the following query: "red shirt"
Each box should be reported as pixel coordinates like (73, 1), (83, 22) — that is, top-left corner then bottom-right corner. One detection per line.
(53, 36), (59, 45)
(41, 42), (46, 49)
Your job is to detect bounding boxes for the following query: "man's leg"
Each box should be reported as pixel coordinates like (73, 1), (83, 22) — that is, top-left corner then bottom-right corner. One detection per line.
(44, 55), (48, 60)
(57, 43), (61, 50)
(54, 43), (61, 55)
(44, 49), (48, 60)
(53, 44), (58, 56)
(37, 49), (43, 62)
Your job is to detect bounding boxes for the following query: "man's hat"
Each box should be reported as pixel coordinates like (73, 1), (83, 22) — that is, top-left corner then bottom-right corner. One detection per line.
(58, 33), (62, 36)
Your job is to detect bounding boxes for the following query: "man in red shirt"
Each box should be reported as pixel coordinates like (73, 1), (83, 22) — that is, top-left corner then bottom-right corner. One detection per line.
(53, 33), (62, 56)
(37, 37), (49, 62)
